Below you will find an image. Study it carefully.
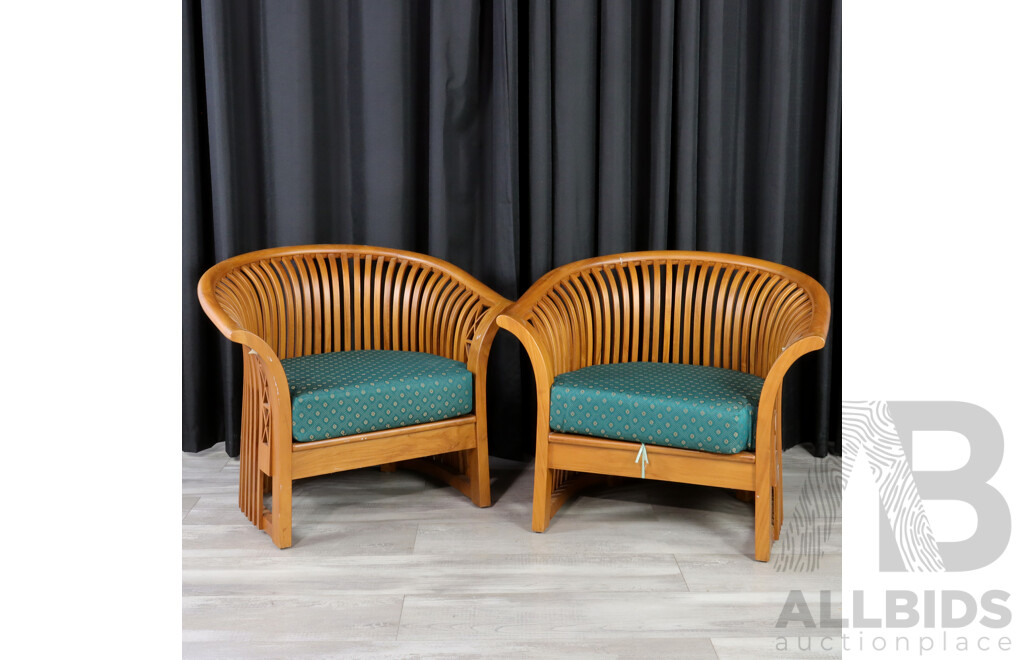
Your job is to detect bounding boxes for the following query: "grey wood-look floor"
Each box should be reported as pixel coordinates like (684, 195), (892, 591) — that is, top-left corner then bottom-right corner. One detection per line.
(183, 445), (841, 659)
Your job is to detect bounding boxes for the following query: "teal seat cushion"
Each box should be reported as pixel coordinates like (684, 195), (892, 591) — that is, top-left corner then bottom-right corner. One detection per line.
(549, 362), (764, 455)
(280, 350), (473, 442)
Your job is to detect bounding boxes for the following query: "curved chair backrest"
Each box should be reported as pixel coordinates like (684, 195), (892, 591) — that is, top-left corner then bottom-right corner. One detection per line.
(198, 245), (508, 365)
(511, 251), (830, 380)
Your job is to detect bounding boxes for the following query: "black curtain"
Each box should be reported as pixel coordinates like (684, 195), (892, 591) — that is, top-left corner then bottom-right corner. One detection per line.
(184, 0), (840, 459)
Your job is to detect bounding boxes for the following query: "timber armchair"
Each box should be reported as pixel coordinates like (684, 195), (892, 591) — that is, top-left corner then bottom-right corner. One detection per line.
(197, 245), (510, 548)
(497, 251), (830, 561)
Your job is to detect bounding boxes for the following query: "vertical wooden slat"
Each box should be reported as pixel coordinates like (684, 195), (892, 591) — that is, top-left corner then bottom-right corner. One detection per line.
(326, 256), (341, 352)
(628, 262), (641, 363)
(739, 272), (769, 374)
(256, 261), (289, 358)
(760, 283), (801, 373)
(555, 282), (583, 371)
(536, 298), (565, 374)
(410, 266), (432, 353)
(579, 270), (603, 368)
(444, 288), (472, 359)
(650, 262), (661, 363)
(747, 276), (781, 377)
(701, 265), (720, 367)
(314, 255), (330, 354)
(249, 264), (278, 355)
(445, 288), (475, 359)
(278, 258), (306, 359)
(711, 267), (733, 368)
(662, 261), (675, 363)
(570, 276), (595, 370)
(339, 256), (351, 351)
(382, 259), (401, 349)
(671, 263), (685, 364)
(432, 279), (459, 357)
(598, 267), (614, 365)
(728, 269), (755, 370)
(217, 273), (249, 336)
(614, 265), (629, 363)
(640, 262), (652, 362)
(420, 270), (444, 353)
(362, 255), (373, 349)
(351, 255), (362, 350)
(761, 282), (798, 375)
(305, 256), (322, 354)
(372, 255), (385, 349)
(685, 263), (703, 365)
(272, 258), (300, 359)
(291, 258), (312, 357)
(452, 297), (481, 363)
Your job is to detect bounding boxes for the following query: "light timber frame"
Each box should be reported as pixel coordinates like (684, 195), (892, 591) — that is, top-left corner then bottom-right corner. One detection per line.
(497, 251), (830, 561)
(198, 245), (511, 548)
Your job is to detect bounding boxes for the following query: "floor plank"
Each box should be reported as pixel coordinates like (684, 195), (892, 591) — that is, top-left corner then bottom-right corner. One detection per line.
(183, 637), (719, 660)
(395, 591), (829, 640)
(184, 553), (686, 596)
(182, 594), (404, 642)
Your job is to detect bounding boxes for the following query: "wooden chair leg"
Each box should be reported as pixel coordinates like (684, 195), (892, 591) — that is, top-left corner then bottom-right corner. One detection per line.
(733, 489), (755, 503)
(754, 483), (772, 561)
(269, 475), (293, 549)
(772, 397), (783, 541)
(239, 441), (265, 528)
(467, 445), (492, 508)
(252, 471), (268, 531)
(531, 466), (554, 532)
(772, 484), (783, 541)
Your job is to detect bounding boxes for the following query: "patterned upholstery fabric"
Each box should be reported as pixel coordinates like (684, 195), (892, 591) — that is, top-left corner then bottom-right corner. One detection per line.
(549, 362), (764, 454)
(281, 350), (473, 442)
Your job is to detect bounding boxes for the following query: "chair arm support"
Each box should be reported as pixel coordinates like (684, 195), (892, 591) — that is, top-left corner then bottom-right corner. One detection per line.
(753, 334), (827, 460)
(765, 331), (827, 391)
(496, 311), (556, 393)
(466, 303), (510, 375)
(232, 331), (293, 416)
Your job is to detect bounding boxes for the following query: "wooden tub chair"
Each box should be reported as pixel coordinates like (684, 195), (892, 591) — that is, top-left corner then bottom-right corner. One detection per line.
(497, 251), (830, 561)
(197, 245), (510, 548)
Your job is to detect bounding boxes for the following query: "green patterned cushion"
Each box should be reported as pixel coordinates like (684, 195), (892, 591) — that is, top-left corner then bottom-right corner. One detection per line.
(280, 350), (473, 442)
(549, 362), (764, 454)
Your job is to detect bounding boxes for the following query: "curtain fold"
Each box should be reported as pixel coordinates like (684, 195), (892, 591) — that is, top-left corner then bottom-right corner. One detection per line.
(184, 0), (840, 458)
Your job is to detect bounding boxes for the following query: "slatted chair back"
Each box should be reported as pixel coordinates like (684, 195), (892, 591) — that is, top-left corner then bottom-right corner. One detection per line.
(512, 252), (828, 383)
(202, 246), (507, 365)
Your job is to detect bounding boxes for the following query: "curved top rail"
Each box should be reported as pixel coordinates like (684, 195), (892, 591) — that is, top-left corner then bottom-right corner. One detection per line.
(514, 251), (829, 340)
(198, 244), (510, 364)
(500, 251), (830, 381)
